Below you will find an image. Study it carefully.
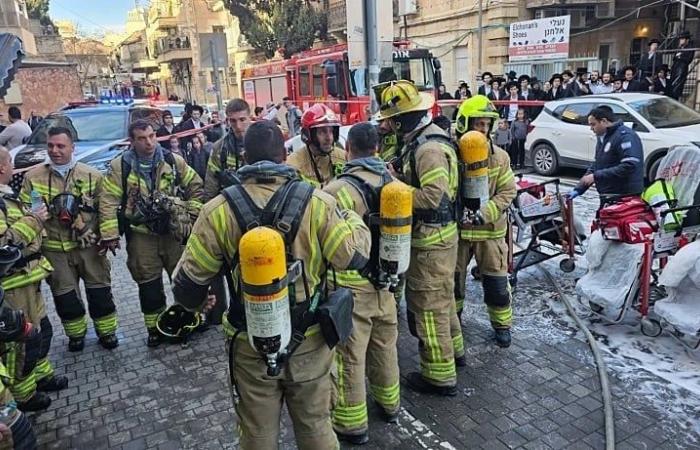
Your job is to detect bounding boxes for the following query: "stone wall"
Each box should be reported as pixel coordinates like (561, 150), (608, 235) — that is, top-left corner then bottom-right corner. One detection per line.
(0, 65), (82, 117)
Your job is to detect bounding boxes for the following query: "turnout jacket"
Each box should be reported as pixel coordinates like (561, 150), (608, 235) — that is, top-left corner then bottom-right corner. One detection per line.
(287, 144), (346, 188)
(171, 162), (371, 317)
(20, 162), (105, 252)
(204, 132), (245, 201)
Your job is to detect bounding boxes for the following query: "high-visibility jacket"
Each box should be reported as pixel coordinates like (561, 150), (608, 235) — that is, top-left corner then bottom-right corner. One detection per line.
(400, 123), (460, 248)
(459, 145), (516, 241)
(171, 162), (371, 320)
(287, 144), (346, 188)
(204, 132), (244, 201)
(0, 185), (52, 292)
(19, 162), (105, 253)
(100, 147), (204, 240)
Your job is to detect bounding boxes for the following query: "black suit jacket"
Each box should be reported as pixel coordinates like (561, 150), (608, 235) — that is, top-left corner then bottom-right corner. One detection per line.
(487, 90), (505, 116)
(622, 80), (642, 92)
(639, 52), (663, 78)
(546, 88), (566, 101)
(156, 125), (175, 149)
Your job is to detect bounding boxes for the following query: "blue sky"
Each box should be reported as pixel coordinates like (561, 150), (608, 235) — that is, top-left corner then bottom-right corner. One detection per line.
(49, 0), (133, 35)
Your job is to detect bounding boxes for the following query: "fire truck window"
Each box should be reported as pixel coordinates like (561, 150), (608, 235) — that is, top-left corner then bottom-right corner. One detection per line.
(313, 64), (324, 97)
(392, 59), (434, 91)
(299, 66), (311, 97)
(350, 68), (368, 97)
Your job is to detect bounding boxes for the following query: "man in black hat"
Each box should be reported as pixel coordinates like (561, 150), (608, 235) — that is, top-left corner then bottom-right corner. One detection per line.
(487, 77), (506, 116)
(612, 76), (625, 93)
(517, 75), (535, 117)
(478, 72), (494, 96)
(561, 70), (575, 97)
(622, 66), (642, 92)
(639, 38), (662, 81)
(156, 110), (176, 150)
(547, 74), (566, 101)
(571, 68), (591, 96)
(653, 65), (671, 95)
(670, 30), (694, 100)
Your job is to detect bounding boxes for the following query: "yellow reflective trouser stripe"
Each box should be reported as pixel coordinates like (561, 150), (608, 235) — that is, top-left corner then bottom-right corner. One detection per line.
(144, 308), (165, 330)
(337, 187), (354, 210)
(63, 316), (88, 338)
(33, 358), (53, 382)
(94, 313), (118, 336)
(335, 351), (346, 405)
(335, 270), (370, 287)
(488, 305), (513, 328)
(10, 372), (36, 402)
(2, 263), (51, 291)
(12, 221), (37, 243)
(419, 167), (449, 187)
(453, 333), (465, 356)
(420, 311), (456, 382)
(102, 177), (123, 196)
(43, 240), (78, 252)
(369, 382), (400, 409)
(460, 226), (507, 241)
(333, 402), (368, 429)
(412, 222), (458, 248)
(186, 234), (220, 275)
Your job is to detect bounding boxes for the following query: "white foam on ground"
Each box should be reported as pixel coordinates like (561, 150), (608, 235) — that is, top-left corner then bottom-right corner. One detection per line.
(396, 407), (457, 449)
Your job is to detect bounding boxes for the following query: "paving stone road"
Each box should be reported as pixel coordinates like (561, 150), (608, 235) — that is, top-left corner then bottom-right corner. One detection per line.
(25, 181), (700, 449)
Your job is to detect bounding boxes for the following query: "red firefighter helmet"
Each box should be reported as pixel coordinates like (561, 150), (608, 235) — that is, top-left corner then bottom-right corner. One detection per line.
(300, 104), (340, 146)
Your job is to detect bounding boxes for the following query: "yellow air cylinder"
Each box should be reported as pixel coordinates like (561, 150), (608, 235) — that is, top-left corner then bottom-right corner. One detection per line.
(379, 180), (413, 284)
(239, 226), (291, 369)
(459, 130), (490, 212)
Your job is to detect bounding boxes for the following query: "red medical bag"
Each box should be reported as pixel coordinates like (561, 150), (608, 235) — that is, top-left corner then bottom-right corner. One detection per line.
(594, 197), (658, 244)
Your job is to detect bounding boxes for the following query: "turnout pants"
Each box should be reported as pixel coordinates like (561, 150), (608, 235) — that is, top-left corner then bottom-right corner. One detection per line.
(126, 232), (184, 330)
(44, 247), (117, 339)
(455, 239), (513, 329)
(333, 289), (400, 434)
(3, 285), (55, 401)
(406, 241), (461, 387)
(231, 328), (337, 450)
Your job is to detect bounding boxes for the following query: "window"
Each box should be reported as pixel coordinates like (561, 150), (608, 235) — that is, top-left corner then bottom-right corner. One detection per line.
(629, 38), (644, 68)
(313, 64), (324, 97)
(599, 44), (611, 74)
(554, 103), (595, 125)
(608, 104), (648, 132)
(299, 65), (311, 97)
(454, 46), (469, 86)
(349, 68), (368, 96)
(629, 98), (700, 129)
(213, 26), (224, 34)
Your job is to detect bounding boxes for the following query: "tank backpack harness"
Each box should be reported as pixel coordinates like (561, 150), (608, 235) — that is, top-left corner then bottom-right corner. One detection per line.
(117, 150), (181, 236)
(218, 133), (243, 188)
(337, 171), (394, 289)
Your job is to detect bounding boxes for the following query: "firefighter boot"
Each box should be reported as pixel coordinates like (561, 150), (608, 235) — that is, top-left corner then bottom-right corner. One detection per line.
(53, 290), (87, 352)
(482, 274), (513, 347)
(86, 287), (119, 350)
(336, 430), (370, 446)
(405, 372), (458, 397)
(138, 278), (167, 347)
(36, 375), (68, 392)
(495, 329), (512, 348)
(17, 392), (51, 412)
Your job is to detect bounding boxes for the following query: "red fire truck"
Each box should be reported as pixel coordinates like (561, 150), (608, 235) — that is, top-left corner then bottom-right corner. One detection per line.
(240, 42), (442, 124)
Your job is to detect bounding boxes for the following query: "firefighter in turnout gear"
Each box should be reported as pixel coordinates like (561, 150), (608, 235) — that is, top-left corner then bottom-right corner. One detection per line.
(165, 121), (370, 450)
(377, 80), (464, 396)
(287, 103), (346, 188)
(101, 120), (204, 347)
(323, 123), (401, 445)
(0, 147), (67, 412)
(454, 96), (516, 348)
(204, 98), (251, 201)
(20, 128), (119, 352)
(204, 99), (252, 325)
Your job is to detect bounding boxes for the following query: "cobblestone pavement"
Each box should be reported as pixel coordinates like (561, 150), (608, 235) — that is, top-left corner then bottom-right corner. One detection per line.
(26, 183), (700, 449)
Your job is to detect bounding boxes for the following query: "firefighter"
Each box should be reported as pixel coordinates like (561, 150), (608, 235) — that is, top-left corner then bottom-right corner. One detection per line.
(377, 80), (463, 396)
(323, 123), (401, 444)
(20, 127), (118, 352)
(161, 120), (370, 450)
(203, 98), (252, 325)
(287, 103), (346, 188)
(101, 120), (204, 347)
(0, 147), (67, 411)
(453, 95), (516, 348)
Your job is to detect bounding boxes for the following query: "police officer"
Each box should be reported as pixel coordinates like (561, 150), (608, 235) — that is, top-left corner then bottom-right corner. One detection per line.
(20, 127), (118, 352)
(287, 104), (346, 188)
(572, 106), (644, 201)
(454, 96), (517, 348)
(324, 123), (400, 444)
(0, 147), (67, 411)
(163, 120), (369, 450)
(378, 80), (463, 396)
(204, 98), (251, 201)
(101, 120), (204, 347)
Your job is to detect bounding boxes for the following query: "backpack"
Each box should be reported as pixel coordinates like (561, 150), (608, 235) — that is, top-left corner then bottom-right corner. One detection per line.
(117, 150), (180, 236)
(220, 178), (315, 332)
(336, 171), (393, 289)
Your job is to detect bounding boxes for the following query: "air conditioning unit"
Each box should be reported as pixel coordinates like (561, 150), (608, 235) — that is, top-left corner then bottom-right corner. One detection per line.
(398, 0), (418, 16)
(595, 1), (615, 19)
(569, 10), (587, 29)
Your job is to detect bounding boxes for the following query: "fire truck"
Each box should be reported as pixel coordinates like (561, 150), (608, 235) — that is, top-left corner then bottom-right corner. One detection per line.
(240, 42), (442, 124)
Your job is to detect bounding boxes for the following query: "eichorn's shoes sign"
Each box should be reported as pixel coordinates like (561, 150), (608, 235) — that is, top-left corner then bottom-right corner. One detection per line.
(509, 15), (571, 61)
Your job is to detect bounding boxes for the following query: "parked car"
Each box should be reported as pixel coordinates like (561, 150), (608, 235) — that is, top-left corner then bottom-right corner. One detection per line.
(11, 104), (163, 189)
(526, 93), (700, 179)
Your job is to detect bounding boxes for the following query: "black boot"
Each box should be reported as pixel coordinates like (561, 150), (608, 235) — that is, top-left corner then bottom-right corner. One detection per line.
(455, 355), (467, 367)
(99, 334), (119, 350)
(37, 375), (68, 392)
(379, 408), (400, 424)
(495, 329), (512, 348)
(147, 329), (162, 348)
(405, 372), (457, 397)
(17, 392), (51, 412)
(68, 337), (84, 352)
(335, 429), (369, 445)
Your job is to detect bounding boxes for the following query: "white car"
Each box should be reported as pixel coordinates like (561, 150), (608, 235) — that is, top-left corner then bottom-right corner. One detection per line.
(284, 125), (352, 153)
(526, 93), (700, 179)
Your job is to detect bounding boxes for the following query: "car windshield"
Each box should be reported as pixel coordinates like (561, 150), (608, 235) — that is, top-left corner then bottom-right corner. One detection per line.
(28, 111), (124, 144)
(628, 97), (700, 129)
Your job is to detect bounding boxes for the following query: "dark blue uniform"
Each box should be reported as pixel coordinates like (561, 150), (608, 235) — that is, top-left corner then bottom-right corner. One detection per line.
(584, 121), (645, 196)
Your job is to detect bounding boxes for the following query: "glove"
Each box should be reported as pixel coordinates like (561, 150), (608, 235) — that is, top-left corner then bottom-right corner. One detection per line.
(73, 215), (98, 248)
(565, 190), (580, 201)
(167, 197), (193, 243)
(468, 210), (485, 226)
(98, 238), (121, 256)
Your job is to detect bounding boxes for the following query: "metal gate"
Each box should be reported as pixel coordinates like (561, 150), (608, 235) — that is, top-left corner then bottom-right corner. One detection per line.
(503, 58), (600, 82)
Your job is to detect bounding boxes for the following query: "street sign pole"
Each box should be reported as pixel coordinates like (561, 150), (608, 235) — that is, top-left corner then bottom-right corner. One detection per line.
(365, 0), (379, 114)
(209, 39), (223, 113)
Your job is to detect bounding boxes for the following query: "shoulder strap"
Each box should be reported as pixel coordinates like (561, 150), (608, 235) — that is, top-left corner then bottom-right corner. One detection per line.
(163, 151), (181, 187)
(120, 156), (131, 210)
(0, 196), (8, 219)
(221, 184), (263, 233)
(337, 173), (383, 218)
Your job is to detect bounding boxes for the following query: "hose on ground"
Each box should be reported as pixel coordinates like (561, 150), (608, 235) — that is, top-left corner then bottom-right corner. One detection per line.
(538, 266), (616, 450)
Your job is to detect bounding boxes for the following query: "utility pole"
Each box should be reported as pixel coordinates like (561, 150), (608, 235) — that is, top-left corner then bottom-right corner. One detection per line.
(478, 0), (483, 78)
(210, 40), (223, 113)
(365, 0), (380, 114)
